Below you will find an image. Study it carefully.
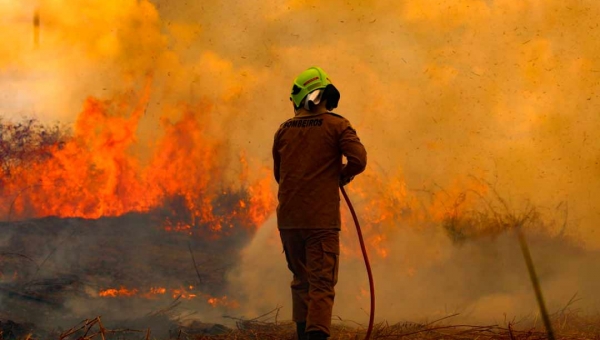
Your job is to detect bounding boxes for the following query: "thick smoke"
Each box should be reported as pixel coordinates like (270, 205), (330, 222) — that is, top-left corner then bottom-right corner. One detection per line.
(2, 0), (600, 327)
(229, 213), (600, 326)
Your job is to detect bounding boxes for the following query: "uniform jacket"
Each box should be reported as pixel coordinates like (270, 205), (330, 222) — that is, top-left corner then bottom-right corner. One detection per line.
(272, 111), (367, 229)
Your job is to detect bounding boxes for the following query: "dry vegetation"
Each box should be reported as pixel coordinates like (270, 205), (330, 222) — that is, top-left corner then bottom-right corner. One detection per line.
(182, 306), (600, 340)
(1, 300), (599, 340)
(0, 118), (67, 178)
(5, 309), (597, 340)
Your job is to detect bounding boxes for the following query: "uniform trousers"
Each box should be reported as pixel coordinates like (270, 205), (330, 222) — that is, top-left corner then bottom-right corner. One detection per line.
(279, 228), (340, 335)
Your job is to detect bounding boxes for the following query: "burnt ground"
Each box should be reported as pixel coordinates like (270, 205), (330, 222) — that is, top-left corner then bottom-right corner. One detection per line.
(0, 213), (254, 338)
(2, 213), (600, 339)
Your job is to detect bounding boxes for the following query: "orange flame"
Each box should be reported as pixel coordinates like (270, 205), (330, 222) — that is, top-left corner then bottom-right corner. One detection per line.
(0, 93), (276, 234)
(341, 171), (489, 261)
(207, 295), (239, 309)
(97, 285), (238, 308)
(99, 286), (139, 298)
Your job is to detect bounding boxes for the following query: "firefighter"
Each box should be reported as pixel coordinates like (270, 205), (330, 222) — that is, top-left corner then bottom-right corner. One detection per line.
(272, 67), (367, 340)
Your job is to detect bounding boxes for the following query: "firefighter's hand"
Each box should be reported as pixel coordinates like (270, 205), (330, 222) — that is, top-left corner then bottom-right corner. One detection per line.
(340, 175), (354, 187)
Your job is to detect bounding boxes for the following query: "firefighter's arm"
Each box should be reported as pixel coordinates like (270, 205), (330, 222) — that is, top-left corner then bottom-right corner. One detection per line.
(272, 132), (281, 183)
(339, 121), (367, 184)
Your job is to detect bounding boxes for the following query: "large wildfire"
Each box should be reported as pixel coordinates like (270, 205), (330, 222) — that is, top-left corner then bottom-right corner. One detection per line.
(0, 93), (275, 231)
(2, 0), (600, 336)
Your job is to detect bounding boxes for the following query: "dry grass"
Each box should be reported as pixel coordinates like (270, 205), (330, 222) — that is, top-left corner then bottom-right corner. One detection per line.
(192, 319), (600, 340)
(185, 306), (600, 340)
(7, 317), (599, 340)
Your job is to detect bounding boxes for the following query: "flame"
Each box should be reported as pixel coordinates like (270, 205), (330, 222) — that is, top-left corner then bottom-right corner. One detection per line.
(97, 285), (238, 308)
(171, 286), (198, 300)
(146, 287), (167, 296)
(207, 295), (239, 308)
(163, 217), (192, 234)
(341, 171), (489, 262)
(0, 94), (276, 234)
(99, 286), (139, 298)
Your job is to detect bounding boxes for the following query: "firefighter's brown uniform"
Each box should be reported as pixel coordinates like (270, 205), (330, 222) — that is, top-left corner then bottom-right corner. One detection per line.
(273, 109), (367, 336)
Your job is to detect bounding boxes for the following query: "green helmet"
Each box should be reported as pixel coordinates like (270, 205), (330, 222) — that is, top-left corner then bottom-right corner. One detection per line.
(290, 67), (333, 108)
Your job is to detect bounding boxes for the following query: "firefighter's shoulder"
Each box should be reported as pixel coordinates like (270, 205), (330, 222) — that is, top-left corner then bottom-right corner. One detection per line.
(324, 112), (346, 120)
(279, 118), (294, 129)
(325, 112), (354, 129)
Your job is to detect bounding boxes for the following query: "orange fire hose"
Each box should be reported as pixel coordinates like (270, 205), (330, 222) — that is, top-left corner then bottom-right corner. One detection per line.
(340, 185), (375, 340)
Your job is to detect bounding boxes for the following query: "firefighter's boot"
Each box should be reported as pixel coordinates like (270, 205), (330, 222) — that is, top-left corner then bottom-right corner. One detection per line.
(296, 322), (307, 340)
(307, 330), (329, 340)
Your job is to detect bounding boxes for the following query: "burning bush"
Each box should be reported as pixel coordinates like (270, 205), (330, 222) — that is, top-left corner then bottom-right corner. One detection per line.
(0, 118), (68, 179)
(0, 99), (275, 232)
